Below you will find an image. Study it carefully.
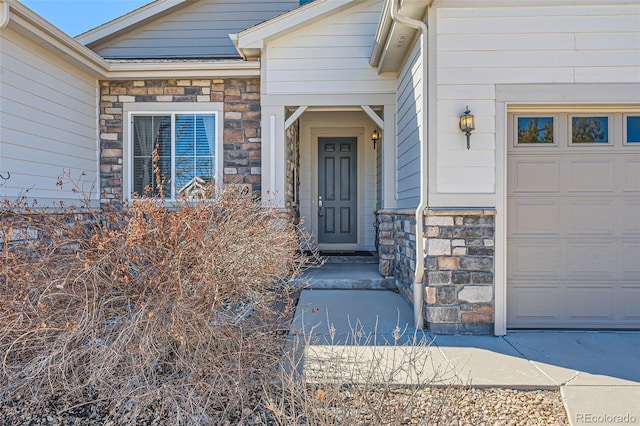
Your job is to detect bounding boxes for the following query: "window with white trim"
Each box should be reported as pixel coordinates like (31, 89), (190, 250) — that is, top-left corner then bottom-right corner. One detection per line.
(130, 112), (218, 199)
(570, 115), (610, 144)
(625, 115), (640, 144)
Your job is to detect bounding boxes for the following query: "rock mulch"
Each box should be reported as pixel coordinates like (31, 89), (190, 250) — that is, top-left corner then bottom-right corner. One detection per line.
(387, 387), (569, 425)
(1, 387), (568, 425)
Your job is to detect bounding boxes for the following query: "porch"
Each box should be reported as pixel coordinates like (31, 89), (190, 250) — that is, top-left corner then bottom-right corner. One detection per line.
(294, 251), (394, 290)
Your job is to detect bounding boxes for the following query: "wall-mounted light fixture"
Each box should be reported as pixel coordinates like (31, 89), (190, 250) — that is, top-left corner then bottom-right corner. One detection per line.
(371, 128), (381, 149)
(459, 106), (475, 150)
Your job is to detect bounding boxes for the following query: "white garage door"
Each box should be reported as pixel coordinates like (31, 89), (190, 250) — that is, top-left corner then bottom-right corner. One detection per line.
(507, 111), (640, 329)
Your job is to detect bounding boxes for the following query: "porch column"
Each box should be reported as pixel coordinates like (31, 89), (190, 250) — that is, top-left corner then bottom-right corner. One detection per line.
(261, 106), (287, 208)
(382, 103), (396, 209)
(360, 104), (396, 209)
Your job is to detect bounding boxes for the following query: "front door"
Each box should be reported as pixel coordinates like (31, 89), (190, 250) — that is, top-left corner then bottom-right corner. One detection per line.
(318, 137), (357, 244)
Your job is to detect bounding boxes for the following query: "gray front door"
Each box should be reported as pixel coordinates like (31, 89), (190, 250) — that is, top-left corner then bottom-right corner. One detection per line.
(318, 137), (357, 244)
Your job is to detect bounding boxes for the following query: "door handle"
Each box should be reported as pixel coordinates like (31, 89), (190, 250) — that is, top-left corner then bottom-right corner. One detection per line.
(318, 196), (323, 217)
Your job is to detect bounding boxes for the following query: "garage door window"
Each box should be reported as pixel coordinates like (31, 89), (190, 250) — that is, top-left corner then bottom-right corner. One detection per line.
(625, 115), (640, 143)
(571, 116), (610, 144)
(516, 116), (555, 145)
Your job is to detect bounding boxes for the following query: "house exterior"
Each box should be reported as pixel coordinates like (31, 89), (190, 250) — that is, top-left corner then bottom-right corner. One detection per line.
(1, 0), (639, 335)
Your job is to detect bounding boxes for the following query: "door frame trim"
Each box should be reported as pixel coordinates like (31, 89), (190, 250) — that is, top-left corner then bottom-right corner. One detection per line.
(311, 127), (365, 251)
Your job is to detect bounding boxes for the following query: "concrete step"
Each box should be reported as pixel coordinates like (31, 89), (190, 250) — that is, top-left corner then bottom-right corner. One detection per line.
(319, 251), (378, 264)
(294, 262), (396, 290)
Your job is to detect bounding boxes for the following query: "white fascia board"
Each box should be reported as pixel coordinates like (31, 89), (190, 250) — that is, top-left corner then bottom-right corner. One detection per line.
(0, 1), (10, 28)
(236, 0), (364, 50)
(228, 33), (262, 61)
(433, 0), (640, 6)
(370, 0), (393, 67)
(371, 0), (427, 73)
(3, 1), (259, 82)
(76, 0), (194, 46)
(105, 60), (261, 79)
(6, 1), (109, 77)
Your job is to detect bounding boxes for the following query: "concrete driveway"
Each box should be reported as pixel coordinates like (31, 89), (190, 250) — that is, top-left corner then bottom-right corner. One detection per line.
(503, 332), (640, 426)
(291, 289), (640, 426)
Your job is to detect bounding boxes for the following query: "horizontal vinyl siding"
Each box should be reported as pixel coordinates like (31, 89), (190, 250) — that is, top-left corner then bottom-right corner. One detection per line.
(395, 41), (421, 208)
(264, 0), (395, 95)
(0, 29), (98, 205)
(435, 4), (640, 195)
(93, 0), (300, 58)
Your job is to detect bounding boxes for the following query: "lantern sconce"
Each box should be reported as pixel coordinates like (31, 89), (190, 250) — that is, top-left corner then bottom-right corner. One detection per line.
(459, 106), (475, 150)
(371, 128), (381, 149)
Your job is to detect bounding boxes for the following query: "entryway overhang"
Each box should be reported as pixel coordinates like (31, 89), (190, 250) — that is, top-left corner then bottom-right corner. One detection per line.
(277, 103), (392, 252)
(284, 106), (384, 131)
(260, 94), (397, 212)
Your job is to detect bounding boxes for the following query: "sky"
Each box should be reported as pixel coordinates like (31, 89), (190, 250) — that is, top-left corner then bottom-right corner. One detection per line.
(20, 0), (154, 37)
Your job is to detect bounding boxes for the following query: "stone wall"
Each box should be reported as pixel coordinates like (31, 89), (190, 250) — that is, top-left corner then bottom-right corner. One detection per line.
(424, 209), (496, 335)
(375, 210), (415, 301)
(99, 78), (261, 204)
(375, 208), (496, 335)
(285, 121), (300, 224)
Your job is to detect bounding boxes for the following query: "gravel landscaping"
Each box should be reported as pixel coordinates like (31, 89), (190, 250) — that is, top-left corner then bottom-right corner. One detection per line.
(0, 387), (568, 425)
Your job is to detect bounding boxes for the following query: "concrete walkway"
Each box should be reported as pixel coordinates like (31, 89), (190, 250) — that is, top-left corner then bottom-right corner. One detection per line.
(290, 289), (640, 426)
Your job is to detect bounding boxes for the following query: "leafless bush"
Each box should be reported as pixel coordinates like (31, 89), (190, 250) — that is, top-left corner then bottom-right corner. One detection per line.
(0, 186), (311, 424)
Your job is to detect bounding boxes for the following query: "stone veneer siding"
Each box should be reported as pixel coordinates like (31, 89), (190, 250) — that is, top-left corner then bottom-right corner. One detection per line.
(285, 121), (300, 224)
(375, 208), (496, 335)
(99, 79), (260, 204)
(375, 210), (416, 301)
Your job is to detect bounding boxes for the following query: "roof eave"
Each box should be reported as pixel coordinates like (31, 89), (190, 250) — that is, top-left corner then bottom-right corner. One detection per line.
(233, 0), (365, 58)
(370, 0), (393, 68)
(3, 1), (109, 77)
(370, 0), (428, 74)
(76, 0), (197, 48)
(104, 59), (261, 79)
(229, 33), (257, 61)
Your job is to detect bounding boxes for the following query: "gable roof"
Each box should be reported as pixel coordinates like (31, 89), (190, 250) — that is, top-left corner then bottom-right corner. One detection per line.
(1, 1), (259, 79)
(232, 0), (366, 60)
(76, 0), (197, 47)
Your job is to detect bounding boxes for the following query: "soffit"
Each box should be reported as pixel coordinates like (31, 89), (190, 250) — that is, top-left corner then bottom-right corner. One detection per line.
(371, 0), (427, 74)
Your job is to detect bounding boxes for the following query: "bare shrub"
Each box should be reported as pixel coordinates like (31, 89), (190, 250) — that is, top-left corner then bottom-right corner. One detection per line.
(0, 186), (309, 424)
